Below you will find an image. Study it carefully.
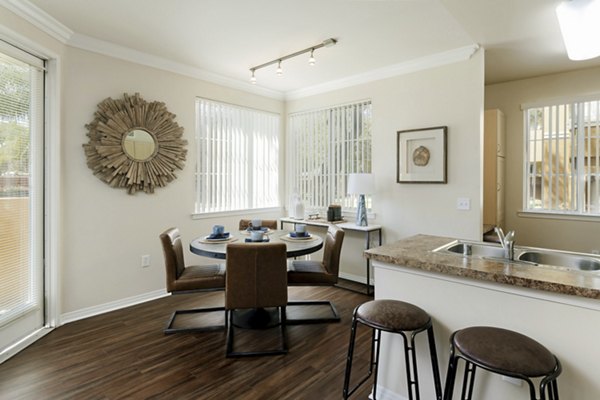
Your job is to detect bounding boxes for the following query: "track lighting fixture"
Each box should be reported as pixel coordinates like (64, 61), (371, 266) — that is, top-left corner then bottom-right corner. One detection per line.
(308, 49), (316, 66)
(249, 38), (337, 84)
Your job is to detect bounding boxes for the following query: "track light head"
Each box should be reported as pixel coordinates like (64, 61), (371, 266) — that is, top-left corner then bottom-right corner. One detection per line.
(308, 49), (316, 66)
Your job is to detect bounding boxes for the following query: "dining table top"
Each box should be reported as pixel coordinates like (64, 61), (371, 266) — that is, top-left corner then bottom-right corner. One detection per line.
(189, 229), (324, 260)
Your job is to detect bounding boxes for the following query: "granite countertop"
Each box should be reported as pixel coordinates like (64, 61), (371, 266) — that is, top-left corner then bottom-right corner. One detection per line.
(365, 234), (600, 300)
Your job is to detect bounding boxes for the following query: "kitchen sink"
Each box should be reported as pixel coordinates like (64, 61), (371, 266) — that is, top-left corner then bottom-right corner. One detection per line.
(443, 242), (506, 259)
(518, 251), (600, 271)
(434, 240), (600, 272)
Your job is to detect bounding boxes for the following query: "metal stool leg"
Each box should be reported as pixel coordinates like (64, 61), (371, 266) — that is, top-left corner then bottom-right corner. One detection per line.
(406, 332), (419, 400)
(372, 329), (382, 399)
(344, 312), (379, 399)
(443, 350), (458, 400)
(342, 315), (359, 399)
(426, 325), (443, 400)
(460, 361), (476, 400)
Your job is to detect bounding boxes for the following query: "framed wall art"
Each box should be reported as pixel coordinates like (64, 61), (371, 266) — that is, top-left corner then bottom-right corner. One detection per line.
(397, 126), (447, 183)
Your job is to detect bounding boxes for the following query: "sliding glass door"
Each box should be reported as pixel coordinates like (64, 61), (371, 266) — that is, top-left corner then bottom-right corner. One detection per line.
(0, 42), (45, 354)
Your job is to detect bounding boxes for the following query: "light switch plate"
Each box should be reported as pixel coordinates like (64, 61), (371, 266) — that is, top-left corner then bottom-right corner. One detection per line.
(141, 255), (151, 267)
(456, 197), (471, 210)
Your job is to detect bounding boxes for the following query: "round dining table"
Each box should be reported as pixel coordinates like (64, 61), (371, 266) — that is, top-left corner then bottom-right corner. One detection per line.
(189, 229), (324, 330)
(189, 229), (324, 259)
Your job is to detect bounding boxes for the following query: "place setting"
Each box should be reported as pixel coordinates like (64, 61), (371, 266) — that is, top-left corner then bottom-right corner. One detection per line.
(280, 224), (318, 242)
(198, 224), (237, 244)
(240, 219), (273, 242)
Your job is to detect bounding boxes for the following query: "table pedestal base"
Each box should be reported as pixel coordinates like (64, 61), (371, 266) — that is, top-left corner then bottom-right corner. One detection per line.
(232, 307), (280, 329)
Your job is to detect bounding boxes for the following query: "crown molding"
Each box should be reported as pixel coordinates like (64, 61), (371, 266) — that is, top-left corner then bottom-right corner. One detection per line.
(284, 44), (480, 100)
(68, 33), (284, 100)
(3, 1), (480, 103)
(0, 0), (73, 43)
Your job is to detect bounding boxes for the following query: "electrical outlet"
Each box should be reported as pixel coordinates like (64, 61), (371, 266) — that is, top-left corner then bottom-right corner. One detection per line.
(456, 197), (471, 210)
(141, 255), (151, 268)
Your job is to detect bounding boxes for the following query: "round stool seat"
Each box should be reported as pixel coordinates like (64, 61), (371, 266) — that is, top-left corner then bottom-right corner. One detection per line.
(453, 326), (557, 377)
(356, 299), (430, 332)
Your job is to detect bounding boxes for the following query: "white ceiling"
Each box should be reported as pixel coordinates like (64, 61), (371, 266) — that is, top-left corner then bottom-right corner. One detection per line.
(21, 0), (600, 96)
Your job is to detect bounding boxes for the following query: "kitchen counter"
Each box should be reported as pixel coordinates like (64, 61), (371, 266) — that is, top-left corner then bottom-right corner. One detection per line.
(365, 234), (600, 299)
(366, 234), (600, 399)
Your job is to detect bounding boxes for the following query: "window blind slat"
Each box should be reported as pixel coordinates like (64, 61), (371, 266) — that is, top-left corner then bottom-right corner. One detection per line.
(287, 101), (372, 214)
(195, 99), (279, 213)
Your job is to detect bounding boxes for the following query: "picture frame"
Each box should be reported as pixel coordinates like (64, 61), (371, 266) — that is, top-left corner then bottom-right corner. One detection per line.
(397, 126), (447, 183)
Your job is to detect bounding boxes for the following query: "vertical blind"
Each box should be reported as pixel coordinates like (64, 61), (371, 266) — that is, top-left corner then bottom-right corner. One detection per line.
(525, 100), (600, 214)
(287, 100), (372, 212)
(0, 45), (44, 325)
(195, 98), (279, 213)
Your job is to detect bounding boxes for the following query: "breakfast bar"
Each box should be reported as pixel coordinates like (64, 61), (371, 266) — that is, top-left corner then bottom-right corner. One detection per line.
(365, 234), (600, 400)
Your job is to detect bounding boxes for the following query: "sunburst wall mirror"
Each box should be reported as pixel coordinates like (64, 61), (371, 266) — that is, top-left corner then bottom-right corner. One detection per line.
(83, 93), (187, 194)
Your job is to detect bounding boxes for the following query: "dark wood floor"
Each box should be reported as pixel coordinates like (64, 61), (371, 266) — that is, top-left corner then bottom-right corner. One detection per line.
(0, 281), (375, 399)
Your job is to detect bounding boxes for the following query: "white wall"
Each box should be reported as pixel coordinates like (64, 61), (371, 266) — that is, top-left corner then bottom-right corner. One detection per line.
(486, 67), (600, 253)
(287, 52), (485, 278)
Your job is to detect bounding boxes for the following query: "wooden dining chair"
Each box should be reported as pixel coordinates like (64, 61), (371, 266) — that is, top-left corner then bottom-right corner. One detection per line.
(287, 224), (345, 324)
(160, 227), (226, 334)
(225, 242), (288, 357)
(238, 219), (278, 230)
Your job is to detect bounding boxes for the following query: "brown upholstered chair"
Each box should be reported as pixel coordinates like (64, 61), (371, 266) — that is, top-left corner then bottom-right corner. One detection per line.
(287, 224), (345, 324)
(238, 219), (278, 231)
(225, 242), (288, 357)
(160, 227), (226, 334)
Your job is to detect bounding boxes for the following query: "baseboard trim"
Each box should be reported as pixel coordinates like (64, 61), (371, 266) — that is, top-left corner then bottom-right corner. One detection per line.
(60, 289), (168, 325)
(0, 326), (53, 364)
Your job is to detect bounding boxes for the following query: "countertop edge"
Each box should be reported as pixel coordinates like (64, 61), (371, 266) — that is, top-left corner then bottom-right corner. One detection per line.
(365, 234), (600, 300)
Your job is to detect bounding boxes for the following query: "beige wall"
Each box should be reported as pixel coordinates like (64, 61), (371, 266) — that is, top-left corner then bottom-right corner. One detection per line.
(2, 6), (484, 318)
(61, 47), (284, 313)
(287, 52), (485, 278)
(485, 67), (600, 253)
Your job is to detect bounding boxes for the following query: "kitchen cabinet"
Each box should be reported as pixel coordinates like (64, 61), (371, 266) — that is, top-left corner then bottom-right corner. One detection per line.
(483, 109), (505, 231)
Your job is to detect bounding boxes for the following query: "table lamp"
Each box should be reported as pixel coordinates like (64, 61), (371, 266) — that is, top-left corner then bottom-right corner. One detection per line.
(347, 173), (374, 226)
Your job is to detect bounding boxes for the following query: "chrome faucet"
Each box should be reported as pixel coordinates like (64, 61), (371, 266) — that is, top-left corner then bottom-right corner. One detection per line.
(495, 227), (515, 260)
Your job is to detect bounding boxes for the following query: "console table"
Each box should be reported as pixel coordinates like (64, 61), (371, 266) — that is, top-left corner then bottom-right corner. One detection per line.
(279, 217), (382, 295)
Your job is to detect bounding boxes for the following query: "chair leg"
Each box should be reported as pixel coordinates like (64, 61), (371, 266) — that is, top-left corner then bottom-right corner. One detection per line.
(286, 300), (341, 324)
(163, 306), (226, 334)
(226, 306), (288, 358)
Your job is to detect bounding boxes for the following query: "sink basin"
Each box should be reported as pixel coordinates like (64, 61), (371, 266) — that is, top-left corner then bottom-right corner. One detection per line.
(518, 251), (600, 271)
(434, 240), (600, 273)
(443, 242), (506, 259)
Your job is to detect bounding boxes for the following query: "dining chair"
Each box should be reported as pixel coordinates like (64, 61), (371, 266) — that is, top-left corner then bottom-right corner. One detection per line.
(225, 242), (288, 357)
(160, 227), (226, 334)
(238, 219), (278, 230)
(287, 224), (345, 324)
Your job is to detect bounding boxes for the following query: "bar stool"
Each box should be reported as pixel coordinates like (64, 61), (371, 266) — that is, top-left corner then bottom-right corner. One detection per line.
(342, 299), (442, 400)
(443, 326), (561, 400)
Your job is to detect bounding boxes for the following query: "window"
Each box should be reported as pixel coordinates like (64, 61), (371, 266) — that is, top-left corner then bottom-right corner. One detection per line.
(0, 44), (45, 333)
(524, 99), (600, 215)
(195, 99), (280, 214)
(287, 100), (372, 213)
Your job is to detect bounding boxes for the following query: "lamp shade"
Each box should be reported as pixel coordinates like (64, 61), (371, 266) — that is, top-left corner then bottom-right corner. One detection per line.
(347, 173), (374, 195)
(556, 0), (600, 61)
